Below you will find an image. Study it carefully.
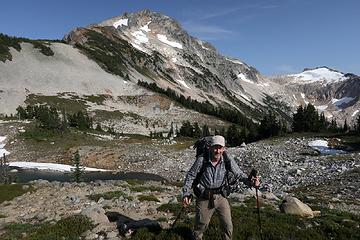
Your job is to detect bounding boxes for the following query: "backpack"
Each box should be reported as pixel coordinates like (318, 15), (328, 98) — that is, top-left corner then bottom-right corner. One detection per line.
(192, 137), (233, 197)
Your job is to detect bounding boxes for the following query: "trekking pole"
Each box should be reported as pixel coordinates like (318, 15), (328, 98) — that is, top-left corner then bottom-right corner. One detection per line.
(171, 194), (193, 229)
(255, 185), (263, 240)
(250, 169), (263, 240)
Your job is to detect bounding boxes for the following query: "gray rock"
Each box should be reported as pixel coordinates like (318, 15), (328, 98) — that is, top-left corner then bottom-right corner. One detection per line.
(81, 204), (109, 225)
(279, 196), (314, 218)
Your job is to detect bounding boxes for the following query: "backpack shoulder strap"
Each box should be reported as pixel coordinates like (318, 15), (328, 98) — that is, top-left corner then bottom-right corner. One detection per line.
(192, 155), (207, 188)
(223, 151), (232, 172)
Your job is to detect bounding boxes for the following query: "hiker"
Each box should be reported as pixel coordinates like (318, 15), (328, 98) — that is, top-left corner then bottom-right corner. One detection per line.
(182, 135), (260, 240)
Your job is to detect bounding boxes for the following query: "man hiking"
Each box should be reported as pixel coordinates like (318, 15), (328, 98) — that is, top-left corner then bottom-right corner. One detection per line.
(182, 135), (260, 240)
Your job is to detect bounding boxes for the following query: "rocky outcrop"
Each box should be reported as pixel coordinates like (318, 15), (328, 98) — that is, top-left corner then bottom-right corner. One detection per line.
(279, 196), (316, 218)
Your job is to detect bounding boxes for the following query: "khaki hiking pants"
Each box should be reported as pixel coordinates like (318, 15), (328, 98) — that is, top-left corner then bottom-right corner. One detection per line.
(194, 194), (233, 240)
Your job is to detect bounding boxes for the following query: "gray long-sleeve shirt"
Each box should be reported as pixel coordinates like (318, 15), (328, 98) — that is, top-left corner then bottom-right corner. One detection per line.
(182, 152), (250, 197)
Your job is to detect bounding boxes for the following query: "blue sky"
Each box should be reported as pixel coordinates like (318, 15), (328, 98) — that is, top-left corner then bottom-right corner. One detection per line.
(1, 0), (359, 76)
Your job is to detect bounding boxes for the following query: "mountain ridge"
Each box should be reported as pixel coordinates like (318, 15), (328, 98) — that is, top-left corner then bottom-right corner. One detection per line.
(1, 9), (360, 131)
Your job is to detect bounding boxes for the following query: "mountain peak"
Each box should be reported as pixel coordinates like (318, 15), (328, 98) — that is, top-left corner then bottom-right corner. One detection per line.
(98, 9), (183, 34)
(290, 66), (346, 84)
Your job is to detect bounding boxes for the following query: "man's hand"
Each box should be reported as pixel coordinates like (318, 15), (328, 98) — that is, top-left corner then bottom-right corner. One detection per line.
(249, 169), (260, 189)
(182, 195), (192, 207)
(251, 176), (260, 188)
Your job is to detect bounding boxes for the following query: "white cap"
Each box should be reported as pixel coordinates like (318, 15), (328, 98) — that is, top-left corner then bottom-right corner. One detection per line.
(211, 135), (225, 147)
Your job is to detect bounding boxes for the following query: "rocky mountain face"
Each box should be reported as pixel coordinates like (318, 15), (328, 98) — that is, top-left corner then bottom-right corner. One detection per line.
(1, 10), (359, 134)
(269, 67), (360, 125)
(64, 10), (290, 120)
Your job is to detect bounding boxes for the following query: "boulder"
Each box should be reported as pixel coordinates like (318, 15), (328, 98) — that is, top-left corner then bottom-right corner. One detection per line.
(262, 192), (280, 201)
(81, 204), (110, 224)
(279, 196), (314, 218)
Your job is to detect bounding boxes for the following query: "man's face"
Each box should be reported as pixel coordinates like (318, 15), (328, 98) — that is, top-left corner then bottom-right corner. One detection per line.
(210, 145), (225, 161)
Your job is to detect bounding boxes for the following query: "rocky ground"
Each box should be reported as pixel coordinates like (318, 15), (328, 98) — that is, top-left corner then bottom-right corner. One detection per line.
(1, 120), (360, 239)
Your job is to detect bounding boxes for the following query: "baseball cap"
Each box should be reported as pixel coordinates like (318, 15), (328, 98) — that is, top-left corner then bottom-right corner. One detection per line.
(211, 135), (225, 147)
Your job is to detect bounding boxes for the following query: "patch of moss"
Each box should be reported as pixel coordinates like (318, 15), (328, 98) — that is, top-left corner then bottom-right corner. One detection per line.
(0, 215), (93, 240)
(0, 184), (35, 204)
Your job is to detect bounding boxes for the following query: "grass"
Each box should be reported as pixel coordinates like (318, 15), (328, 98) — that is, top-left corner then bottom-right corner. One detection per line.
(25, 94), (88, 114)
(87, 190), (133, 202)
(21, 124), (115, 153)
(129, 185), (166, 193)
(0, 184), (34, 204)
(125, 179), (145, 186)
(134, 198), (360, 240)
(0, 215), (93, 240)
(138, 195), (160, 202)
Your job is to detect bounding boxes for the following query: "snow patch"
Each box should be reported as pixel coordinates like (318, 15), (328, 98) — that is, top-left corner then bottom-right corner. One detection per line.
(113, 18), (128, 28)
(238, 73), (252, 83)
(157, 34), (183, 49)
(293, 94), (297, 100)
(290, 67), (346, 84)
(130, 42), (146, 53)
(140, 21), (151, 32)
(226, 58), (244, 65)
(300, 93), (306, 99)
(9, 162), (109, 172)
(316, 105), (328, 112)
(86, 132), (115, 140)
(240, 93), (251, 102)
(176, 80), (191, 89)
(308, 140), (346, 155)
(131, 30), (149, 44)
(171, 57), (177, 63)
(197, 40), (211, 50)
(257, 82), (269, 87)
(352, 110), (359, 117)
(331, 97), (354, 107)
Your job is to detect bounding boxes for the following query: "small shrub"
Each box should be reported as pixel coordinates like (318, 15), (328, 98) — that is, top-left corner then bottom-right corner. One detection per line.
(0, 184), (34, 204)
(31, 41), (54, 56)
(138, 195), (160, 202)
(87, 190), (132, 201)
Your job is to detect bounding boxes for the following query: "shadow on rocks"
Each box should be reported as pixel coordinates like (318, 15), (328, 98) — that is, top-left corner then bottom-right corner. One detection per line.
(106, 211), (162, 237)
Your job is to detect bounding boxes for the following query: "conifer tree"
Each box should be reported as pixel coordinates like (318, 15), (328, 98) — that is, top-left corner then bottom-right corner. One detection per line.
(356, 115), (360, 135)
(292, 105), (305, 132)
(343, 119), (348, 133)
(329, 118), (338, 132)
(303, 103), (318, 131)
(226, 124), (242, 147)
(202, 124), (210, 137)
(16, 106), (28, 119)
(318, 112), (327, 131)
(95, 123), (103, 132)
(71, 150), (84, 183)
(179, 121), (193, 137)
(193, 123), (202, 138)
